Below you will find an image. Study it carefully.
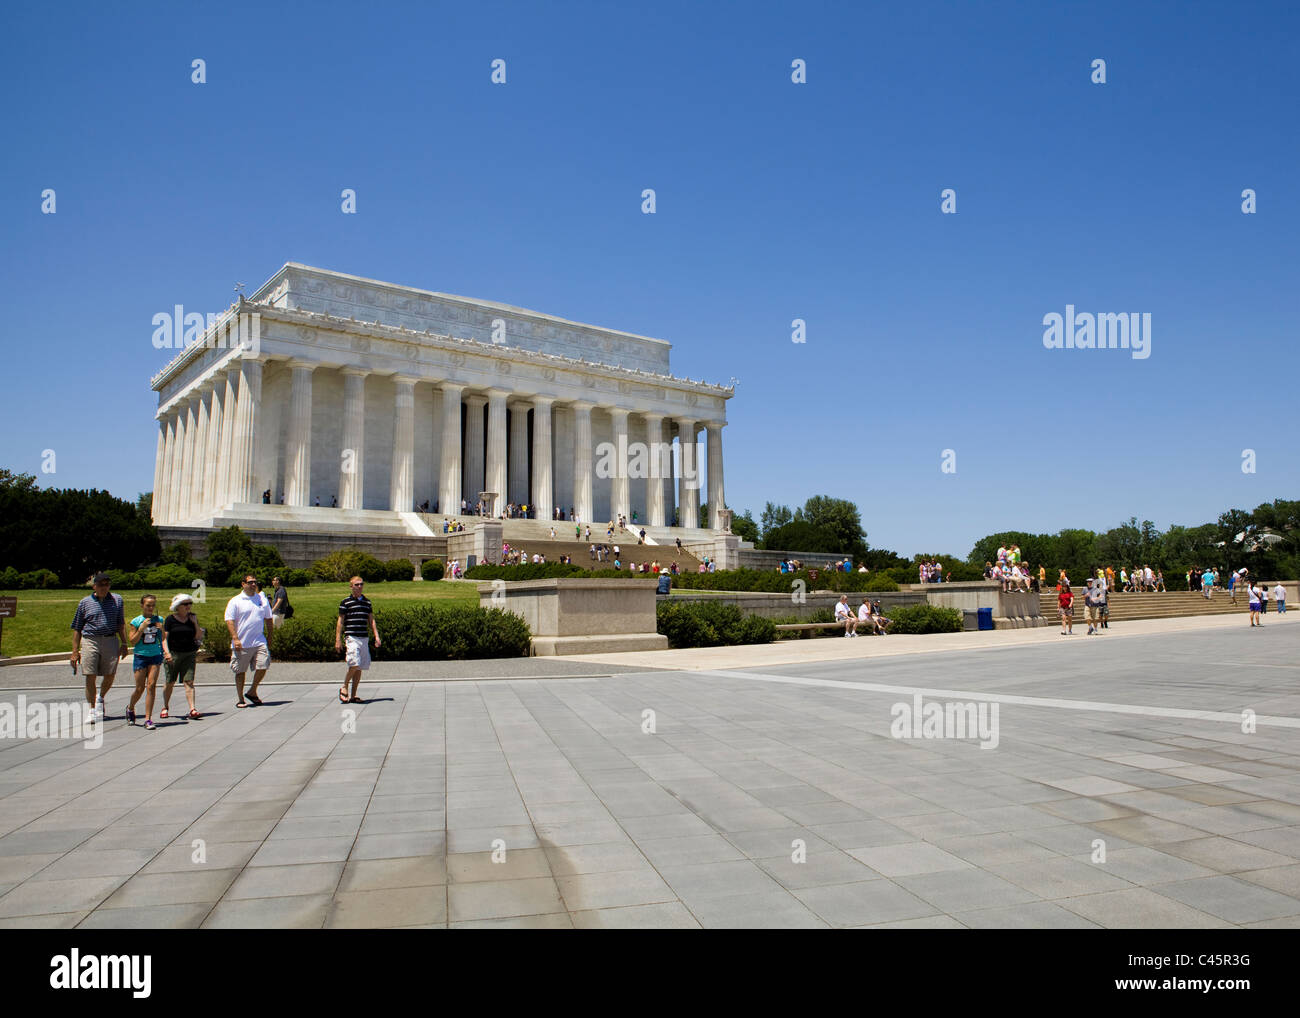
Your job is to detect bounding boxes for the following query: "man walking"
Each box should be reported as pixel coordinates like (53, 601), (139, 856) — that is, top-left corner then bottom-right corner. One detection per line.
(70, 572), (127, 723)
(336, 576), (380, 704)
(1275, 581), (1287, 613)
(225, 574), (272, 708)
(270, 575), (292, 628)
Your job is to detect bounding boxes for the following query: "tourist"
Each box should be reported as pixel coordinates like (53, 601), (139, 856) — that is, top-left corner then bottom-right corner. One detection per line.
(1096, 572), (1110, 629)
(857, 596), (875, 635)
(336, 577), (380, 704)
(834, 595), (858, 637)
(313, 496), (321, 507)
(1119, 567), (1128, 593)
(1273, 581), (1287, 613)
(1248, 581), (1263, 626)
(70, 572), (127, 724)
(161, 593), (203, 720)
(589, 543), (596, 561)
(549, 526), (556, 540)
(270, 575), (292, 628)
(225, 574), (272, 708)
(1058, 583), (1074, 635)
(262, 488), (271, 504)
(675, 537), (683, 557)
(871, 600), (891, 634)
(1155, 569), (1165, 592)
(126, 595), (165, 729)
(1201, 566), (1214, 600)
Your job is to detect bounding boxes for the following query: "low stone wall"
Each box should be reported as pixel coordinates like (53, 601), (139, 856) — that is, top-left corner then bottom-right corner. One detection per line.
(158, 526), (446, 570)
(913, 581), (1047, 628)
(664, 589), (924, 619)
(478, 578), (668, 656)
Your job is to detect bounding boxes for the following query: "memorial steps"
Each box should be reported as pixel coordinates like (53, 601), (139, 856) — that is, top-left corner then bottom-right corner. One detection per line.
(1035, 588), (1280, 623)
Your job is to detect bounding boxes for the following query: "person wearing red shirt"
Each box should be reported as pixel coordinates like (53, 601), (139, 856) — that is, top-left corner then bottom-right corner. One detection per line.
(1058, 584), (1075, 635)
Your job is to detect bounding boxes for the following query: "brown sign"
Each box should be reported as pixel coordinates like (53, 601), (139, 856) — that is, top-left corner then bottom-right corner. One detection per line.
(0, 597), (16, 619)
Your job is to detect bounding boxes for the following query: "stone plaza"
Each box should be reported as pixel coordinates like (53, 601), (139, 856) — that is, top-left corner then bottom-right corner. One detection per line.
(1, 614), (1297, 928)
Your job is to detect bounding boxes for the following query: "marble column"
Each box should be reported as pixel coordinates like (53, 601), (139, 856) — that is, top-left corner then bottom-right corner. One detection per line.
(463, 394), (487, 507)
(485, 390), (508, 515)
(508, 403), (529, 506)
(531, 397), (553, 520)
(153, 416), (171, 523)
(609, 407), (630, 522)
(229, 359), (263, 504)
(439, 383), (464, 514)
(390, 375), (416, 512)
(707, 422), (727, 529)
(677, 417), (699, 528)
(168, 405), (188, 522)
(644, 413), (667, 527)
(190, 389), (210, 519)
(284, 362), (315, 507)
(202, 383), (223, 517)
(339, 368), (366, 511)
(572, 401), (593, 525)
(216, 365), (240, 508)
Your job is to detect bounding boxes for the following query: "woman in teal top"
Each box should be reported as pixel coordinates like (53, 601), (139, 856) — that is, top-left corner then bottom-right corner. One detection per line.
(127, 594), (164, 729)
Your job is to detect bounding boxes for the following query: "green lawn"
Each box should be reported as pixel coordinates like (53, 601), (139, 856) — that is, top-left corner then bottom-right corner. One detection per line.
(0, 581), (478, 658)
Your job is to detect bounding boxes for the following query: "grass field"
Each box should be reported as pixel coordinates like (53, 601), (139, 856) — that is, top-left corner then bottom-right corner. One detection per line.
(0, 581), (479, 658)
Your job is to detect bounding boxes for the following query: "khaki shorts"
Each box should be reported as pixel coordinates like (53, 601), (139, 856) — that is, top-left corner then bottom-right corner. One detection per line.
(80, 635), (121, 676)
(345, 635), (371, 670)
(230, 643), (271, 674)
(1087, 605), (1102, 621)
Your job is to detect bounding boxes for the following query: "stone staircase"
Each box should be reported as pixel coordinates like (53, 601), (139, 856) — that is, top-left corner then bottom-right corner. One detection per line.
(1036, 586), (1292, 623)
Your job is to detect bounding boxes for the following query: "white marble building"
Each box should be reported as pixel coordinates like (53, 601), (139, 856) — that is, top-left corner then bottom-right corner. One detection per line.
(149, 264), (733, 537)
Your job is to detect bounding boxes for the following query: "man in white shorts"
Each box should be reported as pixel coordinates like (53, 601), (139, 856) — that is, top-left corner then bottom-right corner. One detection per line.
(335, 576), (381, 704)
(834, 595), (858, 637)
(225, 574), (272, 708)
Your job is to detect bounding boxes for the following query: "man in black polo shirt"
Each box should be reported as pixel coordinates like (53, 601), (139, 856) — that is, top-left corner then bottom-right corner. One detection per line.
(70, 573), (128, 724)
(335, 576), (381, 704)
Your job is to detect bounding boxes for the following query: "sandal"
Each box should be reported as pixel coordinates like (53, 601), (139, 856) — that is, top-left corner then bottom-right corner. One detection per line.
(339, 688), (349, 703)
(236, 700), (247, 708)
(189, 709), (200, 719)
(160, 708), (168, 719)
(349, 695), (363, 704)
(245, 691), (263, 706)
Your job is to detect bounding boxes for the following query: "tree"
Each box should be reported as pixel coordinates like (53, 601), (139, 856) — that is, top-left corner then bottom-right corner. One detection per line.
(731, 510), (760, 545)
(759, 502), (793, 541)
(799, 495), (868, 560)
(136, 492), (153, 521)
(0, 469), (38, 491)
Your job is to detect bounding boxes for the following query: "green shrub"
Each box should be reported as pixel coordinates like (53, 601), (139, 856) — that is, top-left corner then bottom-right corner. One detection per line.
(884, 604), (962, 634)
(204, 602), (532, 662)
(656, 600), (775, 649)
(282, 569), (312, 587)
(420, 558), (444, 581)
(466, 562), (587, 582)
(383, 558), (415, 582)
(106, 568), (142, 589)
(0, 566), (20, 589)
(159, 542), (204, 575)
(19, 568), (62, 589)
(311, 549), (386, 583)
(142, 563), (196, 588)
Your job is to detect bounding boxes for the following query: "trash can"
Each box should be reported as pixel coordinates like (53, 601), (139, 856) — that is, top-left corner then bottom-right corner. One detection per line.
(962, 609), (979, 632)
(656, 574), (672, 595)
(977, 607), (993, 631)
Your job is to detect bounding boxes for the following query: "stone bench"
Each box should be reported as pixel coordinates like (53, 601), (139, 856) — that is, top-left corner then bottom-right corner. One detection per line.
(775, 621), (880, 638)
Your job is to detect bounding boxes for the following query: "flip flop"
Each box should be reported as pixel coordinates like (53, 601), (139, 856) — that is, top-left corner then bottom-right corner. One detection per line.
(189, 709), (201, 720)
(349, 695), (363, 704)
(160, 709), (168, 719)
(339, 688), (349, 703)
(245, 691), (263, 706)
(236, 701), (247, 708)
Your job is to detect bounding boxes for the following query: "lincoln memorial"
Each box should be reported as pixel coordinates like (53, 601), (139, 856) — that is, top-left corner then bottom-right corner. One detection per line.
(149, 263), (735, 565)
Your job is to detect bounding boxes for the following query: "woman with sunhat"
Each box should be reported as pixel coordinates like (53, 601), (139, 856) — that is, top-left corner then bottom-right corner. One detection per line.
(162, 592), (205, 719)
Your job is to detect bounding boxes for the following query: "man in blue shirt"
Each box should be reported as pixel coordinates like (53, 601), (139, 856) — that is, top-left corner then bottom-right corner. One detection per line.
(70, 573), (127, 724)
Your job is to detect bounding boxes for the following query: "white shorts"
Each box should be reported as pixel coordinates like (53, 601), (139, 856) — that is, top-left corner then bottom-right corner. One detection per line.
(345, 635), (371, 670)
(230, 643), (271, 674)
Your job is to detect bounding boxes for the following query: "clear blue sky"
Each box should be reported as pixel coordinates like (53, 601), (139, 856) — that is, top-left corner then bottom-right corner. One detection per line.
(2, 0), (1296, 557)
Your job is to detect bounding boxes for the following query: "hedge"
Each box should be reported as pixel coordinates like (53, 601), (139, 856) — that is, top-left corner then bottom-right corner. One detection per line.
(883, 604), (963, 634)
(311, 549), (387, 583)
(656, 600), (776, 648)
(420, 558), (445, 581)
(383, 558), (416, 582)
(204, 601), (531, 661)
(0, 567), (62, 590)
